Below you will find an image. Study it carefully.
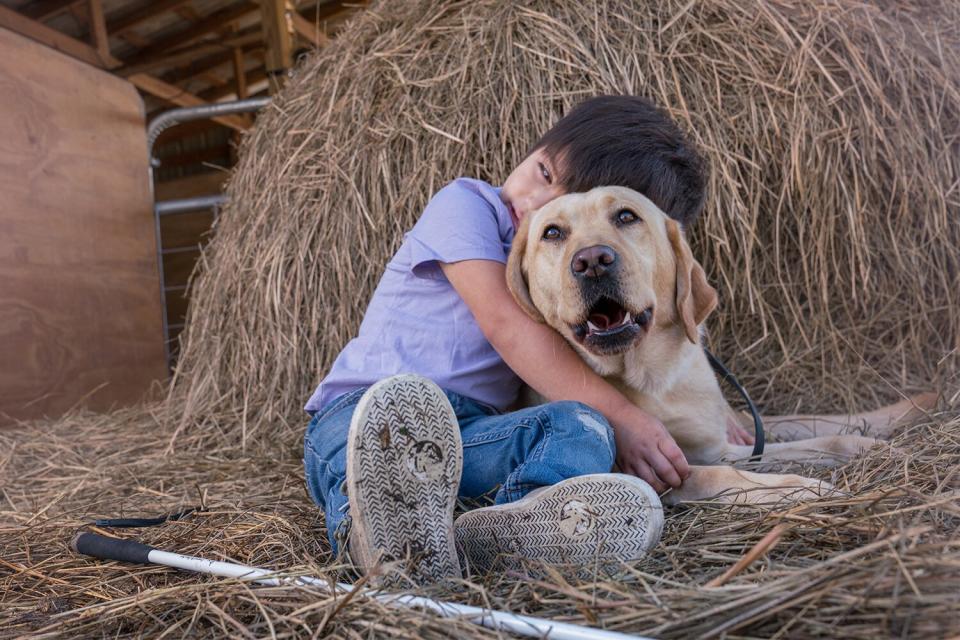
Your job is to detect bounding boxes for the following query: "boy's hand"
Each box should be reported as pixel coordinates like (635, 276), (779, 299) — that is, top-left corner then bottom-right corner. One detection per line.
(612, 407), (689, 493)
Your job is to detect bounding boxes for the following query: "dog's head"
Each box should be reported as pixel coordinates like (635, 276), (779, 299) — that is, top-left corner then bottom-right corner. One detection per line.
(507, 186), (717, 362)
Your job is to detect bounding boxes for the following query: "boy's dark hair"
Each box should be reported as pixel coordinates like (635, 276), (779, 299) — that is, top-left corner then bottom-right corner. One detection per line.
(530, 95), (707, 227)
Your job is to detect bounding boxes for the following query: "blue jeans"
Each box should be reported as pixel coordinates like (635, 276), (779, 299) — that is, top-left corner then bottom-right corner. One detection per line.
(303, 387), (617, 552)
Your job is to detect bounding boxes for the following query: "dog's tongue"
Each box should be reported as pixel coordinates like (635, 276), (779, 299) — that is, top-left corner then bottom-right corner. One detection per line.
(588, 312), (613, 330)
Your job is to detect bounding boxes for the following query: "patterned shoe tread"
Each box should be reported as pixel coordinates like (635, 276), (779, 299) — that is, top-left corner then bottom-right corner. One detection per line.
(346, 374), (463, 584)
(455, 473), (664, 575)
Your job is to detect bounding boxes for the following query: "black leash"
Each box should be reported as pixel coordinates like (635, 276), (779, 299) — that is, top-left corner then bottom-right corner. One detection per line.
(704, 348), (765, 460)
(92, 507), (201, 528)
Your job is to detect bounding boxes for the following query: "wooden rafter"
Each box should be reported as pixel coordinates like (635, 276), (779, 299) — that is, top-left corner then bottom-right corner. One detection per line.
(232, 48), (248, 99)
(87, 0), (110, 60)
(21, 0), (84, 22)
(118, 30), (263, 78)
(174, 5), (203, 22)
(197, 71), (229, 89)
(302, 1), (365, 26)
(0, 4), (119, 68)
(259, 0), (293, 82)
(161, 43), (257, 84)
(289, 10), (330, 48)
(4, 0), (369, 152)
(201, 67), (267, 102)
(122, 3), (260, 67)
(117, 30), (150, 48)
(107, 0), (194, 37)
(128, 73), (252, 132)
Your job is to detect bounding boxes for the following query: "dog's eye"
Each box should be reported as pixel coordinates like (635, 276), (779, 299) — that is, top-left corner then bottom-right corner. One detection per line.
(542, 225), (564, 241)
(616, 209), (639, 225)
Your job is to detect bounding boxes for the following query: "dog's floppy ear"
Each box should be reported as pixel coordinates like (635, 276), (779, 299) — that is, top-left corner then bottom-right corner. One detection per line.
(506, 215), (545, 323)
(667, 219), (718, 344)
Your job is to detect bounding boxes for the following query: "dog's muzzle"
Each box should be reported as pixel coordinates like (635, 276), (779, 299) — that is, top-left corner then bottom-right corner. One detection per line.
(565, 244), (654, 355)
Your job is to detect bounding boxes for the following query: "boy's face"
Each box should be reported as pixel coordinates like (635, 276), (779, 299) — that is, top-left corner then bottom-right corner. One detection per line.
(501, 148), (566, 229)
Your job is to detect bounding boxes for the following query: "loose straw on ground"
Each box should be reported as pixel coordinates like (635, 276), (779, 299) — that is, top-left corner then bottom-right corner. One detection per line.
(705, 524), (788, 587)
(70, 531), (651, 640)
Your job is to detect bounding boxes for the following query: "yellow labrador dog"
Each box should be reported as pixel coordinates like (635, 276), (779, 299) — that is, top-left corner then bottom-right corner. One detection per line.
(507, 186), (930, 503)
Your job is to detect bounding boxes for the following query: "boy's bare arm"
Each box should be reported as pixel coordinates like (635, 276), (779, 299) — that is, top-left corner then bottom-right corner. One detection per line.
(440, 259), (689, 492)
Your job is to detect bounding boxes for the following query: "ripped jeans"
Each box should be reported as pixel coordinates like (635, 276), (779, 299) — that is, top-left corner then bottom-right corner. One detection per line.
(303, 387), (617, 552)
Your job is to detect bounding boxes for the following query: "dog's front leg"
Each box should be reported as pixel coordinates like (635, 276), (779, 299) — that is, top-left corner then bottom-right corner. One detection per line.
(662, 465), (830, 505)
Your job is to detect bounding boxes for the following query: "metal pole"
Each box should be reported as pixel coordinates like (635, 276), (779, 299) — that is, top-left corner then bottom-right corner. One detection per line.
(147, 97), (271, 370)
(146, 97), (272, 164)
(71, 532), (649, 640)
(155, 195), (229, 216)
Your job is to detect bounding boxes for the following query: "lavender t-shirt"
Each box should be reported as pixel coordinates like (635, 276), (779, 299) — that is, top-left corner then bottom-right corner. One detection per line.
(304, 178), (521, 414)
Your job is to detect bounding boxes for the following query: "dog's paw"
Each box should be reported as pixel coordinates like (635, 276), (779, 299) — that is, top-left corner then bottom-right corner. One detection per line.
(830, 434), (882, 457)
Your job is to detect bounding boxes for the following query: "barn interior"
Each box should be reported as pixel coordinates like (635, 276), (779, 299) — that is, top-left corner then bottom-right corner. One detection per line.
(1, 1), (958, 638)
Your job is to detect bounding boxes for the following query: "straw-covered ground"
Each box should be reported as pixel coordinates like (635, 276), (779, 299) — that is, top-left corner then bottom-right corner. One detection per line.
(2, 401), (959, 638)
(3, 0), (959, 637)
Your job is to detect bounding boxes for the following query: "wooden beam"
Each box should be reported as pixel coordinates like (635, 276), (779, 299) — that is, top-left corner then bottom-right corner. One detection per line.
(128, 73), (252, 132)
(87, 0), (109, 60)
(198, 71), (229, 89)
(232, 48), (248, 99)
(163, 48), (237, 84)
(289, 10), (330, 48)
(301, 1), (366, 26)
(123, 3), (260, 67)
(174, 5), (203, 22)
(259, 0), (293, 84)
(117, 30), (150, 48)
(21, 0), (84, 22)
(200, 67), (267, 102)
(118, 30), (263, 77)
(0, 4), (119, 68)
(107, 0), (193, 37)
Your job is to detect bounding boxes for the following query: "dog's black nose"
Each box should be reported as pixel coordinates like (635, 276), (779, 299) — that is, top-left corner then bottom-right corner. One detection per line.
(571, 245), (617, 278)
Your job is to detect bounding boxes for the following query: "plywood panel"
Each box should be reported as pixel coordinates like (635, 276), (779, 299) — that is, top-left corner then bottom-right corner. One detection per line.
(0, 27), (167, 424)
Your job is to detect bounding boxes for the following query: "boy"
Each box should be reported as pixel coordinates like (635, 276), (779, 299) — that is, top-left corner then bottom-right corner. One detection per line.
(304, 96), (707, 583)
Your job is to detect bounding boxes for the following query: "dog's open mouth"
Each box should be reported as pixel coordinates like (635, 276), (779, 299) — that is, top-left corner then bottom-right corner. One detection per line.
(571, 297), (653, 354)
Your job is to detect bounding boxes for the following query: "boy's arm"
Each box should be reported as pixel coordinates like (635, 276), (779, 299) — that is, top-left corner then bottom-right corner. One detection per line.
(440, 259), (689, 492)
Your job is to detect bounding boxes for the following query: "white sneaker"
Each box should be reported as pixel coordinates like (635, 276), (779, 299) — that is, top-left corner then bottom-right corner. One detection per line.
(455, 473), (664, 575)
(345, 374), (463, 585)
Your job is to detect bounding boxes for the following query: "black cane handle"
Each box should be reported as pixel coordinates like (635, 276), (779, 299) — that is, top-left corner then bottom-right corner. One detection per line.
(70, 531), (155, 565)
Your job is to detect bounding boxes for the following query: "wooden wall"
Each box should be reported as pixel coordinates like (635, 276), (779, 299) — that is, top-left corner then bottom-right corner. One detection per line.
(0, 27), (167, 425)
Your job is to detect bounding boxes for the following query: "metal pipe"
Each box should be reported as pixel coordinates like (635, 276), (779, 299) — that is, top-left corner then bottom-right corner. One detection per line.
(156, 195), (228, 215)
(161, 246), (201, 256)
(147, 97), (270, 371)
(146, 96), (271, 163)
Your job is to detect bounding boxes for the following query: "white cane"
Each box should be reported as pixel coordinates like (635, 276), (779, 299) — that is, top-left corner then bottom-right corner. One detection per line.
(71, 532), (651, 640)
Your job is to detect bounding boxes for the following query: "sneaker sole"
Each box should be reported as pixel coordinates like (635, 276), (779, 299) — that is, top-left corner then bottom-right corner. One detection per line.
(455, 473), (663, 575)
(346, 374), (462, 583)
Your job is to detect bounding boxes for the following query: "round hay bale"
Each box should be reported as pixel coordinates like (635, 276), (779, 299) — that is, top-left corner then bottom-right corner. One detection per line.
(170, 0), (960, 446)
